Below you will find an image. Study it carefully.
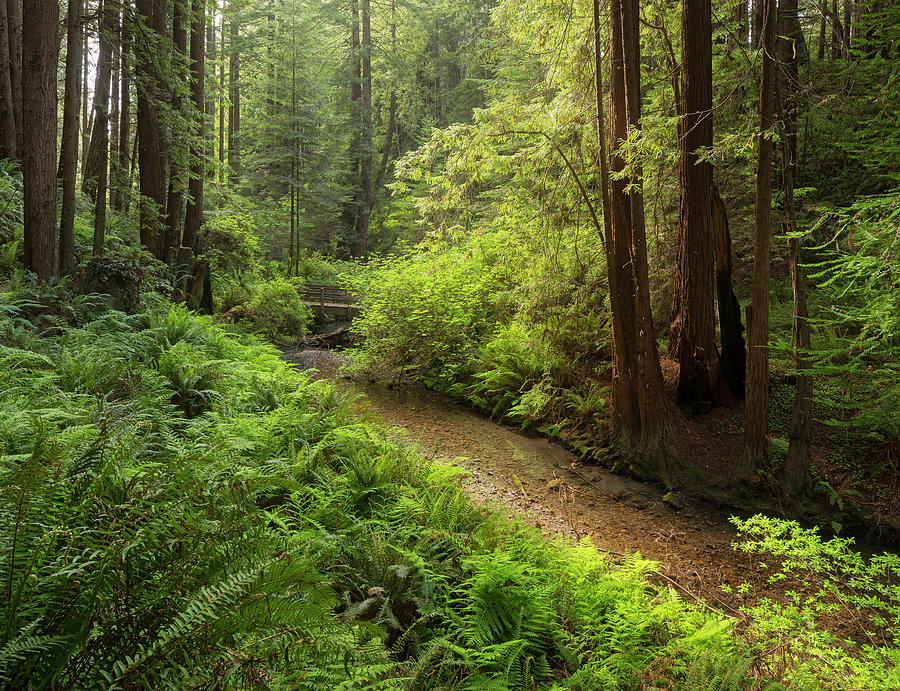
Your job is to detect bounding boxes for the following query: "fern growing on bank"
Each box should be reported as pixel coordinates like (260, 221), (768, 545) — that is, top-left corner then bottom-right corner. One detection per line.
(0, 291), (894, 688)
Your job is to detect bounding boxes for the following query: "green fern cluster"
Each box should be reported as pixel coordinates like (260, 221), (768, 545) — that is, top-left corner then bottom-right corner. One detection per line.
(0, 293), (810, 688)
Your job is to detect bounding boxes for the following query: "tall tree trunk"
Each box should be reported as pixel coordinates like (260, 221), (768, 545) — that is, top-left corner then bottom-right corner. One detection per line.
(0, 0), (17, 160)
(818, 6), (826, 61)
(374, 0), (397, 192)
(59, 0), (83, 276)
(227, 0), (240, 181)
(779, 0), (811, 496)
(356, 0), (372, 258)
(831, 0), (841, 58)
(669, 0), (717, 411)
(114, 17), (131, 211)
(218, 5), (224, 191)
(164, 0), (188, 258)
(135, 0), (169, 257)
(22, 0), (58, 281)
(743, 0), (777, 470)
(81, 20), (90, 175)
(183, 0), (206, 254)
(108, 21), (120, 211)
(842, 0), (852, 56)
(753, 0), (764, 47)
(91, 0), (115, 257)
(608, 0), (670, 477)
(7, 0), (21, 158)
(205, 0), (215, 177)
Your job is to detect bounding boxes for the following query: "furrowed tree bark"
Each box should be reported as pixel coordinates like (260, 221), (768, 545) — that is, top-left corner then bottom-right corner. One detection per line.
(81, 21), (90, 174)
(59, 0), (83, 276)
(164, 0), (189, 258)
(183, 0), (206, 254)
(7, 0), (21, 159)
(668, 0), (717, 411)
(743, 0), (777, 471)
(22, 0), (58, 281)
(0, 0), (18, 160)
(135, 0), (169, 258)
(608, 0), (670, 478)
(91, 0), (115, 257)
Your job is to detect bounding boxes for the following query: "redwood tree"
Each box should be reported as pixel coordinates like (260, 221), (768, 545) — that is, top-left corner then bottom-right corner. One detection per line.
(135, 0), (169, 257)
(606, 0), (670, 477)
(0, 0), (16, 160)
(59, 0), (83, 275)
(22, 0), (58, 280)
(744, 0), (777, 469)
(183, 0), (206, 253)
(668, 0), (717, 410)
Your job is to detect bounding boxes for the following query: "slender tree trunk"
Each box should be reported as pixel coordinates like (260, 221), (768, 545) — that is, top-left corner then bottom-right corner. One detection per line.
(228, 0), (240, 181)
(114, 17), (131, 211)
(818, 6), (826, 61)
(81, 20), (90, 174)
(205, 0), (215, 177)
(164, 0), (188, 258)
(0, 0), (17, 160)
(374, 0), (397, 192)
(753, 0), (764, 47)
(356, 0), (372, 258)
(108, 21), (120, 212)
(22, 0), (58, 281)
(842, 0), (852, 56)
(7, 0), (21, 159)
(778, 0), (811, 496)
(669, 0), (717, 411)
(218, 5), (224, 191)
(183, 0), (206, 254)
(91, 0), (114, 257)
(744, 0), (777, 470)
(59, 0), (83, 276)
(135, 0), (169, 257)
(831, 0), (841, 58)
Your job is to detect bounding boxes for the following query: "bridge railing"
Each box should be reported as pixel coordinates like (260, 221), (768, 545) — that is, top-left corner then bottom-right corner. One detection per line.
(300, 284), (360, 318)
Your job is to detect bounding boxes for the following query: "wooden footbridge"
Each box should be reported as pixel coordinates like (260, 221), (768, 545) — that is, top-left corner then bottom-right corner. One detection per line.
(300, 284), (361, 319)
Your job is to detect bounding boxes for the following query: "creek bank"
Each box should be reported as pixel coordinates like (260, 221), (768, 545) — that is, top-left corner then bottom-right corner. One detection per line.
(281, 346), (783, 617)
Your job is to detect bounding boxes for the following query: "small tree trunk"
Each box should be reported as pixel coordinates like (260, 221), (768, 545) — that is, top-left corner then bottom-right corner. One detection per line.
(183, 0), (206, 254)
(356, 0), (372, 258)
(7, 0), (21, 158)
(218, 7), (225, 191)
(80, 20), (90, 175)
(0, 0), (18, 160)
(22, 0), (58, 281)
(743, 0), (777, 471)
(228, 0), (240, 181)
(842, 0), (851, 56)
(59, 0), (83, 276)
(374, 0), (397, 192)
(831, 0), (841, 58)
(108, 17), (120, 211)
(164, 0), (189, 258)
(91, 0), (114, 257)
(113, 17), (131, 211)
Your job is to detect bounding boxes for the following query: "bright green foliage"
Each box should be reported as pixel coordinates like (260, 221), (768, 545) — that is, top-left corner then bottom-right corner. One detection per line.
(351, 249), (506, 387)
(732, 515), (900, 690)
(242, 277), (314, 344)
(0, 291), (780, 688)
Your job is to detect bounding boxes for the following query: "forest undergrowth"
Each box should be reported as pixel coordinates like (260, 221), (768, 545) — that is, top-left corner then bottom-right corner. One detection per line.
(0, 284), (897, 689)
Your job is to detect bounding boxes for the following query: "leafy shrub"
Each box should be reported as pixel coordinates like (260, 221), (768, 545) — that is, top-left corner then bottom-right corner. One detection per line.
(351, 250), (504, 387)
(241, 278), (313, 343)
